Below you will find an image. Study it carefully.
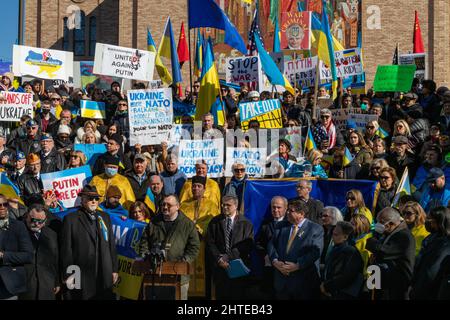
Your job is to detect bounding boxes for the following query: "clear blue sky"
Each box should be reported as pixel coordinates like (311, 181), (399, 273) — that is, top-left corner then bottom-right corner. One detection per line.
(0, 1), (19, 62)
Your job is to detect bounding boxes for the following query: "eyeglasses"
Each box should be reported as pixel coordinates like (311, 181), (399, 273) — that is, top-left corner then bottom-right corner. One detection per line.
(396, 125), (404, 128)
(321, 115), (330, 119)
(30, 218), (46, 224)
(366, 126), (375, 129)
(346, 196), (356, 201)
(118, 103), (127, 106)
(70, 155), (80, 159)
(403, 210), (415, 216)
(193, 85), (200, 88)
(88, 196), (100, 202)
(0, 202), (8, 208)
(371, 166), (381, 170)
(52, 98), (61, 101)
(379, 175), (391, 180)
(234, 168), (245, 172)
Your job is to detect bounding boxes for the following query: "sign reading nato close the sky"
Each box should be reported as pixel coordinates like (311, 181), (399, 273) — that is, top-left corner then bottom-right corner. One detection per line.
(93, 43), (155, 81)
(127, 88), (173, 146)
(12, 45), (74, 81)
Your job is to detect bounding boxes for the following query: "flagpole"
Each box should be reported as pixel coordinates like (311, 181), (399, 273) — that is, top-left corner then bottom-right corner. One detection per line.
(187, 1), (193, 93)
(312, 61), (320, 122)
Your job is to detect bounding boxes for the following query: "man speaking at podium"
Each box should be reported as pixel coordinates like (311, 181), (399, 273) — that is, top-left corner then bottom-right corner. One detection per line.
(137, 194), (200, 300)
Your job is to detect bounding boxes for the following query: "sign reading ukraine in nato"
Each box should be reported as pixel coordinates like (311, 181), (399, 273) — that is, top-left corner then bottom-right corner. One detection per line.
(127, 88), (173, 146)
(239, 99), (283, 131)
(12, 45), (74, 81)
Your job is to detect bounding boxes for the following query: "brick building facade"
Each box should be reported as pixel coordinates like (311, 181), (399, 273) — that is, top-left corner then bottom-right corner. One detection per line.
(23, 0), (450, 88)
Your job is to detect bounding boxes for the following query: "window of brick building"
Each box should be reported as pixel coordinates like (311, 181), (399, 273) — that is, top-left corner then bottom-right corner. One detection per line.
(73, 11), (86, 56)
(89, 17), (97, 57)
(63, 17), (70, 51)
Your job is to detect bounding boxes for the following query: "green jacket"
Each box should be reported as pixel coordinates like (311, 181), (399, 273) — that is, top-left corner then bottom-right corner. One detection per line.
(137, 211), (200, 283)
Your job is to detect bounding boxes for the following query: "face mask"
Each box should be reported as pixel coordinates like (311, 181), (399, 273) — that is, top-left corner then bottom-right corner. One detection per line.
(105, 167), (118, 177)
(374, 222), (386, 234)
(361, 103), (368, 111)
(42, 109), (50, 114)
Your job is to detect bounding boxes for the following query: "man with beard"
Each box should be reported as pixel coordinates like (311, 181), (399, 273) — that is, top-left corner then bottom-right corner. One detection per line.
(98, 186), (128, 216)
(386, 136), (419, 180)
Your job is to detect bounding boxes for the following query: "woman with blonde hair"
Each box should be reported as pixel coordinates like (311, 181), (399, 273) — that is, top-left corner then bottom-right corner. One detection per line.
(364, 120), (380, 147)
(341, 189), (373, 225)
(401, 202), (430, 256)
(393, 119), (411, 137)
(350, 213), (372, 275)
(307, 149), (328, 178)
(67, 150), (87, 169)
(75, 120), (101, 143)
(82, 131), (97, 144)
(368, 158), (389, 181)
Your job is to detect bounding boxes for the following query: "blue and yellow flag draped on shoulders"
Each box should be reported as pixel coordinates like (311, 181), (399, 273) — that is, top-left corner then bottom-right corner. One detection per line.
(0, 173), (23, 204)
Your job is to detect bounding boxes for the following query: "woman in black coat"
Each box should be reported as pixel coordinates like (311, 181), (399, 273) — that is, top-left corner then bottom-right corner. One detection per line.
(320, 221), (364, 300)
(410, 206), (450, 300)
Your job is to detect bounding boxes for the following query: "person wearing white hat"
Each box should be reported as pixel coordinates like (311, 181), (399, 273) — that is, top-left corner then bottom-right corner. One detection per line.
(247, 91), (260, 102)
(0, 72), (15, 92)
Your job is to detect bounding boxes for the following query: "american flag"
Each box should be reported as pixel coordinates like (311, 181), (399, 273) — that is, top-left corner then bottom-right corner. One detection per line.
(247, 1), (263, 56)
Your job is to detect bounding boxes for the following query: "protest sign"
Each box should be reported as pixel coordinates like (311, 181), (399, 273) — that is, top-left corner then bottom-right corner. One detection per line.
(148, 80), (163, 89)
(93, 43), (155, 81)
(173, 100), (196, 118)
(320, 48), (363, 80)
(127, 88), (173, 146)
(399, 53), (426, 82)
(178, 139), (224, 178)
(0, 92), (33, 122)
(168, 124), (193, 147)
(280, 11), (311, 50)
(225, 148), (267, 178)
(110, 214), (147, 300)
(226, 55), (262, 91)
(328, 108), (377, 131)
(80, 100), (106, 119)
(74, 144), (107, 166)
(373, 65), (417, 92)
(80, 61), (123, 90)
(13, 45), (73, 81)
(41, 166), (92, 209)
(284, 56), (318, 88)
(239, 99), (283, 131)
(282, 126), (303, 159)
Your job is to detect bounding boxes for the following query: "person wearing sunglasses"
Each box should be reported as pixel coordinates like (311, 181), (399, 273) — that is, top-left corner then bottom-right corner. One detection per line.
(60, 185), (118, 300)
(223, 162), (248, 211)
(400, 201), (430, 256)
(111, 99), (130, 141)
(49, 93), (63, 120)
(367, 158), (389, 181)
(364, 120), (380, 147)
(341, 189), (373, 226)
(19, 203), (60, 300)
(0, 194), (33, 300)
(10, 119), (42, 157)
(375, 167), (398, 215)
(316, 108), (344, 154)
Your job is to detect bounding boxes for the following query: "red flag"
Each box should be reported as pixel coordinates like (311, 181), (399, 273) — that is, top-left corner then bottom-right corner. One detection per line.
(177, 22), (189, 66)
(413, 11), (425, 53)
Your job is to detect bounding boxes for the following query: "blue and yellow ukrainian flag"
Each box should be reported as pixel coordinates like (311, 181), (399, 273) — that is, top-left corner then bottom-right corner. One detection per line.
(305, 127), (317, 153)
(273, 17), (281, 53)
(0, 173), (23, 204)
(194, 29), (203, 79)
(253, 30), (295, 95)
(195, 41), (221, 121)
(376, 126), (389, 139)
(210, 98), (225, 126)
(157, 17), (183, 85)
(343, 147), (354, 167)
(391, 167), (411, 208)
(342, 49), (357, 58)
(148, 27), (172, 85)
(80, 100), (105, 119)
(144, 187), (156, 213)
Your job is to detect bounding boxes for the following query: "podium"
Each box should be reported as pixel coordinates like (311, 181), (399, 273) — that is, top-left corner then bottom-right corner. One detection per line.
(132, 260), (191, 300)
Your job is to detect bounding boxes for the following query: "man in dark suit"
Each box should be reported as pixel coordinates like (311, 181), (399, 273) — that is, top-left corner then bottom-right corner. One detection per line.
(0, 194), (33, 300)
(206, 195), (254, 300)
(268, 199), (324, 300)
(366, 207), (415, 300)
(291, 180), (324, 224)
(19, 204), (60, 300)
(60, 185), (118, 300)
(255, 196), (288, 299)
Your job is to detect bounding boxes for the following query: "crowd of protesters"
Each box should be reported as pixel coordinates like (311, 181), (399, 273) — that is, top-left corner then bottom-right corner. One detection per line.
(0, 70), (449, 300)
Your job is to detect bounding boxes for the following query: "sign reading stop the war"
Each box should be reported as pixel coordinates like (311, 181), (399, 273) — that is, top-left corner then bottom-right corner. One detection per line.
(226, 55), (263, 91)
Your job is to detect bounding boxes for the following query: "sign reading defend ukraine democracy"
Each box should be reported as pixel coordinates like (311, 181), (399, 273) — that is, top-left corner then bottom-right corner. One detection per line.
(0, 92), (34, 122)
(178, 139), (224, 178)
(239, 99), (283, 130)
(225, 148), (267, 178)
(93, 43), (155, 81)
(12, 45), (74, 81)
(127, 88), (173, 146)
(41, 166), (93, 209)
